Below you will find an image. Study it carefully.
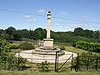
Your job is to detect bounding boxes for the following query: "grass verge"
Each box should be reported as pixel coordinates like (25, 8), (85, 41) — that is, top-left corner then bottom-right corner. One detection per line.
(0, 70), (100, 75)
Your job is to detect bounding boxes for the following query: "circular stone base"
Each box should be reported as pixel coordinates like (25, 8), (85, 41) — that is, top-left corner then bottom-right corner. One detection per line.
(15, 50), (77, 63)
(32, 48), (65, 55)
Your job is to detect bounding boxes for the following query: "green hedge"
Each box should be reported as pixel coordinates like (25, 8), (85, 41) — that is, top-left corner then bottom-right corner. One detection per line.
(73, 41), (100, 53)
(59, 46), (66, 50)
(19, 42), (35, 50)
(9, 43), (19, 49)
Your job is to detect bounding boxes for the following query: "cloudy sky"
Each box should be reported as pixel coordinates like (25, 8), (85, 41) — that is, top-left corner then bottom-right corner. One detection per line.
(0, 0), (100, 31)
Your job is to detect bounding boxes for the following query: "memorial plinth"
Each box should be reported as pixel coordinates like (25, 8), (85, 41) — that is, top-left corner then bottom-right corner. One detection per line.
(44, 39), (54, 50)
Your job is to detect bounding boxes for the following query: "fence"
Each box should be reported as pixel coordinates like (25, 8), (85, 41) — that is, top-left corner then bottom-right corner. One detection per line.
(55, 51), (73, 72)
(16, 51), (74, 72)
(0, 51), (100, 72)
(72, 53), (100, 71)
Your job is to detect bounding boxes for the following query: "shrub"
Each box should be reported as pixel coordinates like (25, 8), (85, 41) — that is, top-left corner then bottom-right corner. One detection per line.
(19, 42), (35, 50)
(9, 43), (19, 49)
(59, 46), (65, 50)
(73, 41), (100, 53)
(37, 61), (49, 72)
(0, 54), (26, 70)
(2, 45), (11, 52)
(72, 52), (99, 71)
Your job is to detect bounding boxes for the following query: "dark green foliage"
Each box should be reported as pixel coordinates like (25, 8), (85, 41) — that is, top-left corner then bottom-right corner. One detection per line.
(37, 61), (50, 72)
(0, 53), (26, 70)
(73, 52), (100, 71)
(33, 28), (46, 40)
(19, 29), (30, 38)
(2, 45), (11, 52)
(1, 26), (100, 43)
(0, 39), (11, 52)
(59, 46), (65, 50)
(74, 27), (84, 36)
(0, 39), (26, 70)
(9, 43), (19, 49)
(5, 26), (19, 40)
(74, 27), (94, 38)
(73, 41), (100, 53)
(19, 42), (35, 50)
(94, 30), (100, 42)
(52, 31), (95, 43)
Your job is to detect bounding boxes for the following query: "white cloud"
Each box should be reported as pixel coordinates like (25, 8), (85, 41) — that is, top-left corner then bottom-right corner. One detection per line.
(69, 23), (84, 28)
(82, 16), (87, 19)
(80, 16), (88, 20)
(55, 23), (59, 26)
(55, 19), (64, 26)
(32, 18), (37, 22)
(24, 15), (37, 22)
(24, 15), (32, 19)
(60, 11), (68, 16)
(37, 9), (45, 13)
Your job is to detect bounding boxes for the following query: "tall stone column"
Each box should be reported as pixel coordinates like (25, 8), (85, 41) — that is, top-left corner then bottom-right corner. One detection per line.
(47, 11), (51, 39)
(43, 11), (54, 50)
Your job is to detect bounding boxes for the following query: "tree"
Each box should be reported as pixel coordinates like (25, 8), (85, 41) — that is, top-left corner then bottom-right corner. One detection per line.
(83, 29), (94, 38)
(74, 27), (84, 36)
(33, 28), (46, 40)
(94, 30), (100, 42)
(5, 26), (16, 40)
(1, 33), (12, 40)
(6, 26), (16, 35)
(0, 39), (10, 52)
(74, 27), (94, 38)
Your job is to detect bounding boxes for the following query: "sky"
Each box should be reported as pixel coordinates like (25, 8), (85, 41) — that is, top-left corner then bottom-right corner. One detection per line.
(0, 0), (100, 31)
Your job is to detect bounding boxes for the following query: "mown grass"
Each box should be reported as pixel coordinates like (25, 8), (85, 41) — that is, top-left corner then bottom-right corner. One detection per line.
(64, 46), (99, 55)
(65, 46), (89, 54)
(0, 70), (100, 75)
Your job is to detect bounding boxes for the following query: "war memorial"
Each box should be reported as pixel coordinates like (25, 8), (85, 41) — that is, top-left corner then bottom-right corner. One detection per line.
(15, 11), (77, 63)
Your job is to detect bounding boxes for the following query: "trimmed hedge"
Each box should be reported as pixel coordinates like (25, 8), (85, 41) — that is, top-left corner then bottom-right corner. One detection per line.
(19, 42), (35, 50)
(73, 41), (100, 53)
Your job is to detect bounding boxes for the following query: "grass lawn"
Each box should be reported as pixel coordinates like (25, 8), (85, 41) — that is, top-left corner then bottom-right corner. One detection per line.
(65, 46), (99, 55)
(65, 46), (89, 54)
(0, 70), (100, 75)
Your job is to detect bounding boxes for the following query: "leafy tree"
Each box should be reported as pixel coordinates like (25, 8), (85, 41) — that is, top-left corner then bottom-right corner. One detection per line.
(19, 29), (30, 38)
(5, 26), (16, 39)
(1, 33), (12, 40)
(74, 27), (84, 36)
(74, 27), (94, 38)
(33, 28), (46, 40)
(0, 39), (11, 52)
(0, 27), (100, 44)
(94, 30), (100, 42)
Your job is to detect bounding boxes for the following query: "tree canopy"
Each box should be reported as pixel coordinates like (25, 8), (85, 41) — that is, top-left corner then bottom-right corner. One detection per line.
(0, 26), (100, 43)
